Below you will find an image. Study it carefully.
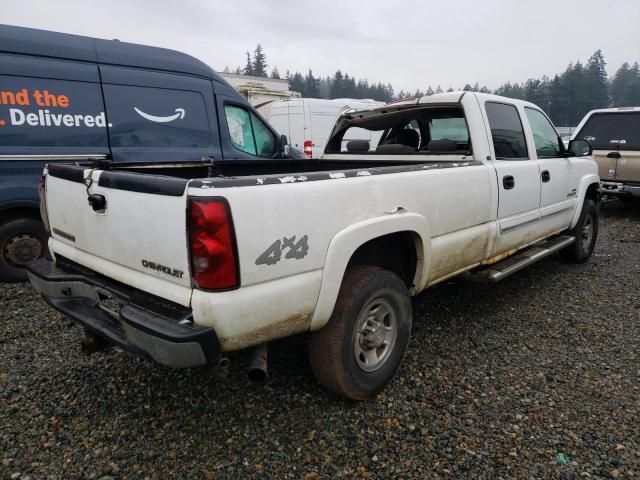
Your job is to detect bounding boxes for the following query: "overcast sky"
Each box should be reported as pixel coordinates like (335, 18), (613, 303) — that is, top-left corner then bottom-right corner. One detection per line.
(4, 0), (640, 92)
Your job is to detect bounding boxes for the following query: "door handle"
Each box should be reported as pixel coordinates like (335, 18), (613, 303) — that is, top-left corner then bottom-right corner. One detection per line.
(541, 170), (551, 182)
(503, 175), (515, 190)
(607, 151), (621, 159)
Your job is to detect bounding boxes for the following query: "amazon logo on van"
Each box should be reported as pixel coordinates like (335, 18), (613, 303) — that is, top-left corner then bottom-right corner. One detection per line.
(134, 107), (186, 123)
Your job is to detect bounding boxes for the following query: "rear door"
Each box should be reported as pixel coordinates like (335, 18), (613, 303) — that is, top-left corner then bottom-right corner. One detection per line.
(485, 101), (541, 252)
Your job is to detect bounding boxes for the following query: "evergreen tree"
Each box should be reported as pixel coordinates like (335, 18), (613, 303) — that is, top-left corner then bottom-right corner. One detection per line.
(426, 86), (434, 96)
(436, 85), (443, 93)
(270, 66), (281, 79)
(304, 69), (320, 97)
(330, 70), (347, 98)
(242, 52), (253, 76)
(252, 44), (268, 77)
(289, 71), (305, 95)
(584, 49), (609, 110)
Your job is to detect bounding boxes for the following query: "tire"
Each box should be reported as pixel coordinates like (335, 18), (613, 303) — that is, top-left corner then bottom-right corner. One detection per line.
(309, 265), (412, 400)
(0, 217), (48, 282)
(560, 199), (598, 264)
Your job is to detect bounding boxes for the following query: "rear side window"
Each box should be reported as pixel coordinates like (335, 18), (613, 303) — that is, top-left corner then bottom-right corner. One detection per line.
(575, 112), (640, 150)
(485, 102), (528, 159)
(102, 84), (212, 148)
(224, 105), (276, 158)
(0, 75), (108, 150)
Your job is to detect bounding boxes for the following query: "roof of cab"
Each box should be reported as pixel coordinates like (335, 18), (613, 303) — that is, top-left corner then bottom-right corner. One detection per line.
(0, 24), (224, 82)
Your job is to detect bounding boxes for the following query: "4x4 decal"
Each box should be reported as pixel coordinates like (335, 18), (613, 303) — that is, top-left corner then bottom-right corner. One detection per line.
(255, 235), (309, 266)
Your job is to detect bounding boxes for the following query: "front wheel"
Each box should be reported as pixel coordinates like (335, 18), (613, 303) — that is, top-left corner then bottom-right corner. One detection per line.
(0, 217), (48, 282)
(309, 266), (412, 400)
(560, 199), (598, 263)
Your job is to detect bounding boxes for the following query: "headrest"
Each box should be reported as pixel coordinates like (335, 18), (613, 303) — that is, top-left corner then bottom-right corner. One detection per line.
(346, 140), (370, 152)
(396, 129), (420, 149)
(427, 139), (458, 152)
(375, 144), (417, 154)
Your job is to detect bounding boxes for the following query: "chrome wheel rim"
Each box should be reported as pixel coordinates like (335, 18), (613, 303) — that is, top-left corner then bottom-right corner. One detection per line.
(581, 215), (594, 250)
(3, 233), (42, 267)
(354, 298), (398, 372)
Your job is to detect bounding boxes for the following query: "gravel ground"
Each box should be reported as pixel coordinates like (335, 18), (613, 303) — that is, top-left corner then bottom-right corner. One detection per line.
(1, 199), (639, 479)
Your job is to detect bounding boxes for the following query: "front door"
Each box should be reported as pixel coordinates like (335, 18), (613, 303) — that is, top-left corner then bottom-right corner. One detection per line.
(524, 107), (576, 234)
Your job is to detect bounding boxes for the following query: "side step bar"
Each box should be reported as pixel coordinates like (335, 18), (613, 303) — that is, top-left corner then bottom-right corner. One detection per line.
(472, 235), (575, 283)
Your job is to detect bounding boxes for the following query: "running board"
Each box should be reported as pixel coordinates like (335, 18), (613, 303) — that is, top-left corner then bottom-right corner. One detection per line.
(472, 235), (575, 283)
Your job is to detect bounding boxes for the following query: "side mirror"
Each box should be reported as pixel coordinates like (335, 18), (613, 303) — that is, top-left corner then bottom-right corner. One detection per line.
(279, 134), (289, 157)
(567, 138), (592, 157)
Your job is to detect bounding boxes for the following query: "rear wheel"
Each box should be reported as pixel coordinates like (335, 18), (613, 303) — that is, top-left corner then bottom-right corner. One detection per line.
(0, 217), (47, 282)
(560, 199), (598, 263)
(309, 266), (412, 400)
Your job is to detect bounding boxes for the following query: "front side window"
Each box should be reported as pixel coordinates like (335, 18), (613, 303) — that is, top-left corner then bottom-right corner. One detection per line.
(525, 107), (562, 158)
(251, 112), (276, 157)
(224, 105), (276, 157)
(485, 102), (528, 159)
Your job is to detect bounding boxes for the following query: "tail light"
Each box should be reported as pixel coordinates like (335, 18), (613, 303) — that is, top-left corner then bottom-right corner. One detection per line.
(38, 169), (51, 235)
(188, 198), (239, 290)
(303, 140), (313, 158)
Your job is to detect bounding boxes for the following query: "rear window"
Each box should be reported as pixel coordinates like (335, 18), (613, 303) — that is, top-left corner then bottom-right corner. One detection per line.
(326, 106), (470, 155)
(575, 112), (640, 150)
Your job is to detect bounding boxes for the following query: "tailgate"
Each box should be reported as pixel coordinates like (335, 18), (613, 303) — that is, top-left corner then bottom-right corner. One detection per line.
(45, 165), (192, 301)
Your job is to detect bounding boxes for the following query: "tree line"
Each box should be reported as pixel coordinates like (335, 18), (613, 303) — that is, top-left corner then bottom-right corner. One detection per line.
(225, 46), (640, 126)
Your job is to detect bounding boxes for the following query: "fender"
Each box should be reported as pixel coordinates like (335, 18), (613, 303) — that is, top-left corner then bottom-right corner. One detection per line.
(309, 211), (431, 331)
(569, 174), (600, 229)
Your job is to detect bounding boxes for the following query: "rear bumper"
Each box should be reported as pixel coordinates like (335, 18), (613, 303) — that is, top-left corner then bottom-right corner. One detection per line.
(27, 258), (219, 368)
(601, 181), (640, 197)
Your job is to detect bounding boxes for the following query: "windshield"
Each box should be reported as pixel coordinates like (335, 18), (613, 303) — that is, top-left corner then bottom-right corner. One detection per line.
(575, 112), (640, 150)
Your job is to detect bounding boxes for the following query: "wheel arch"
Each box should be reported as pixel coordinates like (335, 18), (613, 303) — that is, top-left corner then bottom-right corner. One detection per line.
(310, 212), (431, 331)
(569, 176), (600, 229)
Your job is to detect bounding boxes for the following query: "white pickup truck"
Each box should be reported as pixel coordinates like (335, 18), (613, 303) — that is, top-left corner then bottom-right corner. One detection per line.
(28, 92), (599, 400)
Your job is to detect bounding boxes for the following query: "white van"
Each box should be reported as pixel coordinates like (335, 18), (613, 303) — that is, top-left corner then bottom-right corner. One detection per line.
(263, 98), (383, 158)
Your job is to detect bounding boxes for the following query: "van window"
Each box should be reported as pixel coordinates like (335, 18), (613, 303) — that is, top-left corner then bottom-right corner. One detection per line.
(224, 105), (276, 157)
(0, 75), (108, 150)
(102, 84), (211, 148)
(485, 102), (529, 159)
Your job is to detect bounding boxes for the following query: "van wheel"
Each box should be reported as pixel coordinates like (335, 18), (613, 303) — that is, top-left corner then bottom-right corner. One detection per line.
(309, 266), (412, 400)
(0, 218), (47, 282)
(560, 199), (598, 263)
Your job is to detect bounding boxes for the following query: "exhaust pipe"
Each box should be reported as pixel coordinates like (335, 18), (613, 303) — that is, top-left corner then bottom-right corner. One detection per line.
(80, 329), (112, 354)
(248, 343), (268, 384)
